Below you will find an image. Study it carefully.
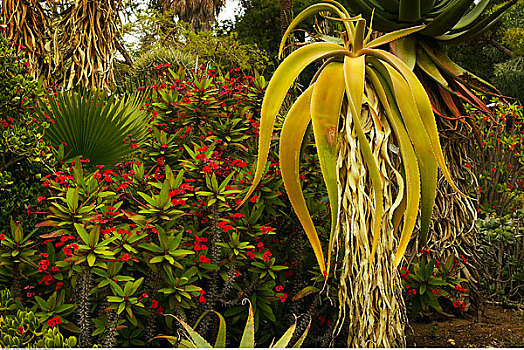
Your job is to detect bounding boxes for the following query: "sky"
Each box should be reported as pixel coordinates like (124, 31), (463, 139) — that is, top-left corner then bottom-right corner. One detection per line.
(217, 0), (243, 24)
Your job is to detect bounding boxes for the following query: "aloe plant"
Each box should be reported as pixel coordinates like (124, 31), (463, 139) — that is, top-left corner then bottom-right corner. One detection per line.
(158, 301), (310, 347)
(39, 89), (149, 167)
(238, 1), (462, 346)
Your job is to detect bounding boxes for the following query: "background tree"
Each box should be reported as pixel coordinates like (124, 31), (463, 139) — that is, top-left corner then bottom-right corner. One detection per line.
(157, 0), (225, 32)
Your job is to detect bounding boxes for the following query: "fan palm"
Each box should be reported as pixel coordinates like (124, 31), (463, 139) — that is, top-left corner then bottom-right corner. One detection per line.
(39, 90), (150, 167)
(238, 1), (462, 346)
(162, 0), (225, 32)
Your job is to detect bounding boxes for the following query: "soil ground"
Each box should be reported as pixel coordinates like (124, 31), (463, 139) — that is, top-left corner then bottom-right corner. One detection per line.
(406, 304), (524, 347)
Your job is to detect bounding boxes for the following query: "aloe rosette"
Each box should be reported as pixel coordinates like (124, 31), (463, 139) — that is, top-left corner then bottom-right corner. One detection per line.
(237, 1), (462, 280)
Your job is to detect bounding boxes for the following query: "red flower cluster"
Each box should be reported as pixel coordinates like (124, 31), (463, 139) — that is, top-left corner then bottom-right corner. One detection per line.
(218, 220), (233, 233)
(260, 226), (274, 234)
(47, 316), (62, 327)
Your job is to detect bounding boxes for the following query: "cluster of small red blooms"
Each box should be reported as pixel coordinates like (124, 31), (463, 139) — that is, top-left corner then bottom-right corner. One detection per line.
(24, 285), (35, 298)
(229, 213), (245, 220)
(218, 220), (234, 233)
(150, 299), (164, 314)
(154, 63), (171, 70)
(199, 255), (211, 263)
(17, 325), (24, 334)
(1, 117), (13, 128)
(279, 293), (287, 302)
(398, 266), (411, 279)
(0, 233), (4, 240)
(261, 249), (272, 262)
(318, 315), (332, 326)
(455, 285), (467, 294)
(231, 159), (247, 168)
(63, 243), (79, 256)
(121, 253), (131, 261)
(40, 274), (55, 286)
(193, 234), (208, 251)
(54, 235), (74, 248)
(199, 289), (206, 303)
(246, 249), (255, 259)
(38, 258), (50, 272)
(47, 316), (62, 327)
(432, 288), (439, 295)
(137, 292), (149, 302)
(260, 226), (274, 234)
(435, 258), (441, 269)
(250, 195), (259, 203)
(408, 288), (417, 296)
(453, 299), (465, 311)
(418, 248), (430, 255)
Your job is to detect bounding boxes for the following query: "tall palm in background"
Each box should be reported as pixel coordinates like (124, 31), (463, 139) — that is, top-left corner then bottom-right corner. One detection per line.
(161, 0), (225, 31)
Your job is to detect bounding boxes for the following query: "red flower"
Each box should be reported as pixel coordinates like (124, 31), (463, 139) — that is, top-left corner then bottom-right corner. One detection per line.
(199, 295), (206, 303)
(17, 326), (24, 334)
(250, 195), (259, 203)
(122, 253), (130, 261)
(0, 233), (5, 240)
(157, 306), (164, 315)
(453, 300), (461, 308)
(37, 196), (46, 203)
(279, 294), (287, 302)
(408, 289), (417, 296)
(142, 293), (149, 298)
(151, 300), (158, 308)
(432, 289), (439, 295)
(275, 285), (283, 292)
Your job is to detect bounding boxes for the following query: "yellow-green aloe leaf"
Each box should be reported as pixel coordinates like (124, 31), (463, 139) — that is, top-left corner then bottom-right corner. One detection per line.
(389, 36), (417, 70)
(279, 3), (350, 58)
(280, 85), (327, 275)
(271, 320), (296, 348)
(361, 48), (466, 198)
(381, 60), (438, 252)
(366, 65), (421, 266)
(416, 45), (448, 87)
(173, 315), (212, 348)
(343, 55), (384, 267)
(364, 24), (425, 50)
(192, 310), (227, 348)
(311, 62), (345, 276)
(240, 301), (255, 348)
(293, 320), (311, 348)
(237, 42), (347, 210)
(451, 0), (490, 31)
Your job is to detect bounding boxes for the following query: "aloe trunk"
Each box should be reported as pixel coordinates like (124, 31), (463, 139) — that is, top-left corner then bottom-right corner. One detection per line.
(334, 91), (406, 347)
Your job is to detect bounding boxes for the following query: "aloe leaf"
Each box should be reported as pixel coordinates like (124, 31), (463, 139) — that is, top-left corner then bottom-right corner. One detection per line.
(366, 65), (421, 266)
(439, 0), (517, 43)
(173, 315), (212, 348)
(236, 42), (347, 210)
(271, 321), (296, 348)
(344, 0), (408, 32)
(420, 0), (437, 16)
(421, 0), (474, 36)
(398, 0), (421, 22)
(362, 48), (466, 198)
(311, 62), (344, 276)
(192, 310), (227, 348)
(389, 36), (417, 70)
(415, 46), (448, 87)
(240, 302), (255, 348)
(343, 55), (384, 267)
(280, 85), (327, 274)
(381, 61), (438, 250)
(279, 3), (351, 57)
(293, 320), (311, 348)
(451, 0), (490, 30)
(364, 25), (425, 50)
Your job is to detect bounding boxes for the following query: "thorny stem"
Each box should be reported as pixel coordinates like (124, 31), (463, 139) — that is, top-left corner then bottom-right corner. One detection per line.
(102, 310), (119, 348)
(76, 267), (93, 347)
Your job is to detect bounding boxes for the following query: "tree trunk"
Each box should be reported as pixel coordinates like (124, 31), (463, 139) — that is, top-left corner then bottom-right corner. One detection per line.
(334, 87), (406, 347)
(280, 0), (293, 55)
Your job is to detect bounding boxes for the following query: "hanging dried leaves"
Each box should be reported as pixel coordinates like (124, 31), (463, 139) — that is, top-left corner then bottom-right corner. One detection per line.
(57, 0), (124, 90)
(0, 0), (52, 81)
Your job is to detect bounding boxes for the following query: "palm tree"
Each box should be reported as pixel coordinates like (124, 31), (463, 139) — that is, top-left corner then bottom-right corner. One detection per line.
(239, 2), (462, 346)
(162, 0), (225, 32)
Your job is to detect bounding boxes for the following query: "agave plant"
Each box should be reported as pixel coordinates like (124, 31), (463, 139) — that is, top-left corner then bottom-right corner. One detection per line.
(238, 1), (462, 346)
(157, 301), (310, 347)
(39, 90), (149, 167)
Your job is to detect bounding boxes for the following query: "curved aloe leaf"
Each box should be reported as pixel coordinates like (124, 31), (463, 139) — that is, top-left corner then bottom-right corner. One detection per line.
(173, 315), (212, 348)
(451, 0), (491, 30)
(271, 320), (297, 348)
(311, 62), (345, 276)
(416, 46), (448, 87)
(362, 48), (466, 198)
(240, 301), (255, 348)
(381, 61), (438, 250)
(366, 66), (421, 266)
(279, 3), (352, 57)
(344, 0), (409, 32)
(192, 310), (227, 348)
(293, 320), (311, 348)
(343, 55), (384, 266)
(389, 36), (417, 70)
(421, 0), (474, 36)
(364, 24), (425, 50)
(237, 42), (347, 209)
(280, 85), (327, 274)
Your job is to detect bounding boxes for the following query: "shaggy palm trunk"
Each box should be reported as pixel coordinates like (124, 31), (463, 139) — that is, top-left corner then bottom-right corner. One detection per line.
(334, 86), (406, 347)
